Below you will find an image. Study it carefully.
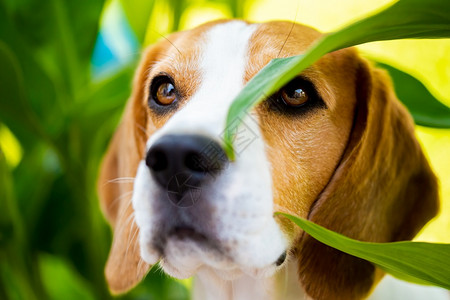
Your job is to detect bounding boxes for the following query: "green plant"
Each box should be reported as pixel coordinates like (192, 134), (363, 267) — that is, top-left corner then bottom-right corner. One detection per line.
(224, 0), (450, 289)
(278, 213), (450, 289)
(0, 0), (449, 299)
(0, 0), (190, 299)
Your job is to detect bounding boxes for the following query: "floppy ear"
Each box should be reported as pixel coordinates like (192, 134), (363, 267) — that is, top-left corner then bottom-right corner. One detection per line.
(97, 50), (152, 293)
(297, 59), (439, 300)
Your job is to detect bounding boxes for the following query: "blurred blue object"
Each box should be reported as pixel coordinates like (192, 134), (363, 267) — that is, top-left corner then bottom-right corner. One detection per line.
(91, 0), (139, 79)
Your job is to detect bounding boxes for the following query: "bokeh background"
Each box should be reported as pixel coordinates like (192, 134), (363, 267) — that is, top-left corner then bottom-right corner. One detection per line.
(0, 0), (449, 299)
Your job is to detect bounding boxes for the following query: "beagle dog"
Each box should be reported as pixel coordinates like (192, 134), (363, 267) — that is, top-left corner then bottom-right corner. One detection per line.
(98, 20), (449, 300)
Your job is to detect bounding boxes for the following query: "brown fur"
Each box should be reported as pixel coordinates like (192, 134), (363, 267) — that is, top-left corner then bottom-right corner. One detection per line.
(295, 61), (438, 300)
(97, 20), (439, 298)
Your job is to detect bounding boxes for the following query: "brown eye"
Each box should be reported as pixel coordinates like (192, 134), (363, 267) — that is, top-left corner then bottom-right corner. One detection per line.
(268, 77), (325, 115)
(155, 82), (177, 105)
(281, 85), (309, 107)
(150, 75), (179, 107)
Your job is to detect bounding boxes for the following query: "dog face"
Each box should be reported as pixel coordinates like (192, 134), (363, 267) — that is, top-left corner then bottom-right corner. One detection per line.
(98, 20), (438, 300)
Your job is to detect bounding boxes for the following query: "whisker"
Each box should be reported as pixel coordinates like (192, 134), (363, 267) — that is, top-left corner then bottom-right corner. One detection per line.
(135, 122), (149, 139)
(137, 258), (148, 275)
(107, 177), (135, 184)
(109, 190), (134, 209)
(148, 28), (183, 56)
(155, 260), (165, 276)
(122, 209), (137, 227)
(277, 0), (300, 58)
(124, 213), (139, 260)
(130, 218), (140, 247)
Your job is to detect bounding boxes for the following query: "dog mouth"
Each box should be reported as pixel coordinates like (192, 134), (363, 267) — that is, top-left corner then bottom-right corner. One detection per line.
(168, 225), (209, 242)
(147, 222), (288, 280)
(165, 225), (288, 266)
(152, 224), (217, 256)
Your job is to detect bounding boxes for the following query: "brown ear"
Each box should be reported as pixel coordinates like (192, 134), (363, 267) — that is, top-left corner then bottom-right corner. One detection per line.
(297, 59), (439, 300)
(97, 51), (152, 293)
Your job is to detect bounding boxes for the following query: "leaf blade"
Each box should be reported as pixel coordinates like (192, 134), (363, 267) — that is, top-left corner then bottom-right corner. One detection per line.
(375, 61), (450, 128)
(277, 213), (450, 290)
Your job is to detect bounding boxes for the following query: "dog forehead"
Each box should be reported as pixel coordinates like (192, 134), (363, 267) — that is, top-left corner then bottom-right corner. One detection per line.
(146, 20), (259, 139)
(144, 20), (343, 138)
(149, 20), (256, 77)
(150, 20), (322, 76)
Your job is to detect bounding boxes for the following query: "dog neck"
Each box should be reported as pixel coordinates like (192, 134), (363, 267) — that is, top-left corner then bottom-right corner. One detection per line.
(191, 259), (450, 300)
(192, 259), (308, 300)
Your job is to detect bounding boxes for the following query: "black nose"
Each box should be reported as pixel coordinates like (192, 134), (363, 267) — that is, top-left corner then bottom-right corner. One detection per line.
(146, 134), (228, 190)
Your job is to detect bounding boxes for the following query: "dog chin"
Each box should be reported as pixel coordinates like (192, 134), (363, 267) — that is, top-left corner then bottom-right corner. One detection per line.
(139, 235), (284, 281)
(161, 260), (280, 282)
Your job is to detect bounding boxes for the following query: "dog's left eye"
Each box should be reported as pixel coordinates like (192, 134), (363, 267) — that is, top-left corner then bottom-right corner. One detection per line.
(280, 83), (309, 107)
(268, 77), (325, 114)
(279, 77), (316, 108)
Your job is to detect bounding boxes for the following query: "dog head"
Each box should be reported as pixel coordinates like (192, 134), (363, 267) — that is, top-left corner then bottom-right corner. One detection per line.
(98, 20), (438, 300)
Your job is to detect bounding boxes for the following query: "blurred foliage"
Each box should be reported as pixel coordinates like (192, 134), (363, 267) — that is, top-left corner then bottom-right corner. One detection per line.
(0, 0), (193, 298)
(0, 0), (448, 299)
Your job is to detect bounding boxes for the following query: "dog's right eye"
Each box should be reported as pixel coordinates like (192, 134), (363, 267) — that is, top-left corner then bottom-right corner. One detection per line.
(150, 76), (179, 106)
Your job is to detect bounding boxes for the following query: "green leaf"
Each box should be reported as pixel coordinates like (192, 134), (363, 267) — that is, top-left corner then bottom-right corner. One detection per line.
(63, 0), (105, 69)
(0, 3), (62, 140)
(277, 213), (450, 290)
(75, 66), (134, 118)
(38, 254), (96, 300)
(223, 0), (450, 158)
(0, 145), (41, 300)
(228, 0), (245, 18)
(0, 145), (23, 252)
(223, 56), (304, 159)
(375, 61), (450, 128)
(0, 41), (38, 137)
(12, 145), (58, 232)
(5, 0), (102, 94)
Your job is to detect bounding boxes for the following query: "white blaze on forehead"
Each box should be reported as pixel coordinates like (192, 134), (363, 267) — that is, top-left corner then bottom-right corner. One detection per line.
(148, 21), (259, 143)
(135, 20), (287, 281)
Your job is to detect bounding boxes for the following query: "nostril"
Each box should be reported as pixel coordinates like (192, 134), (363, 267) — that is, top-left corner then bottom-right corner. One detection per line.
(146, 149), (168, 171)
(184, 152), (207, 173)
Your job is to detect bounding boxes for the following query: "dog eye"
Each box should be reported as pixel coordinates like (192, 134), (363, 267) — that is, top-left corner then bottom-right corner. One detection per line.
(279, 78), (312, 107)
(150, 76), (178, 106)
(280, 85), (309, 107)
(267, 77), (325, 115)
(156, 82), (176, 105)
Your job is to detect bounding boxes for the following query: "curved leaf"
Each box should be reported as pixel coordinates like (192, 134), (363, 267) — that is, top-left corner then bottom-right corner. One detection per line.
(0, 42), (35, 133)
(39, 254), (96, 300)
(376, 61), (450, 128)
(277, 213), (450, 290)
